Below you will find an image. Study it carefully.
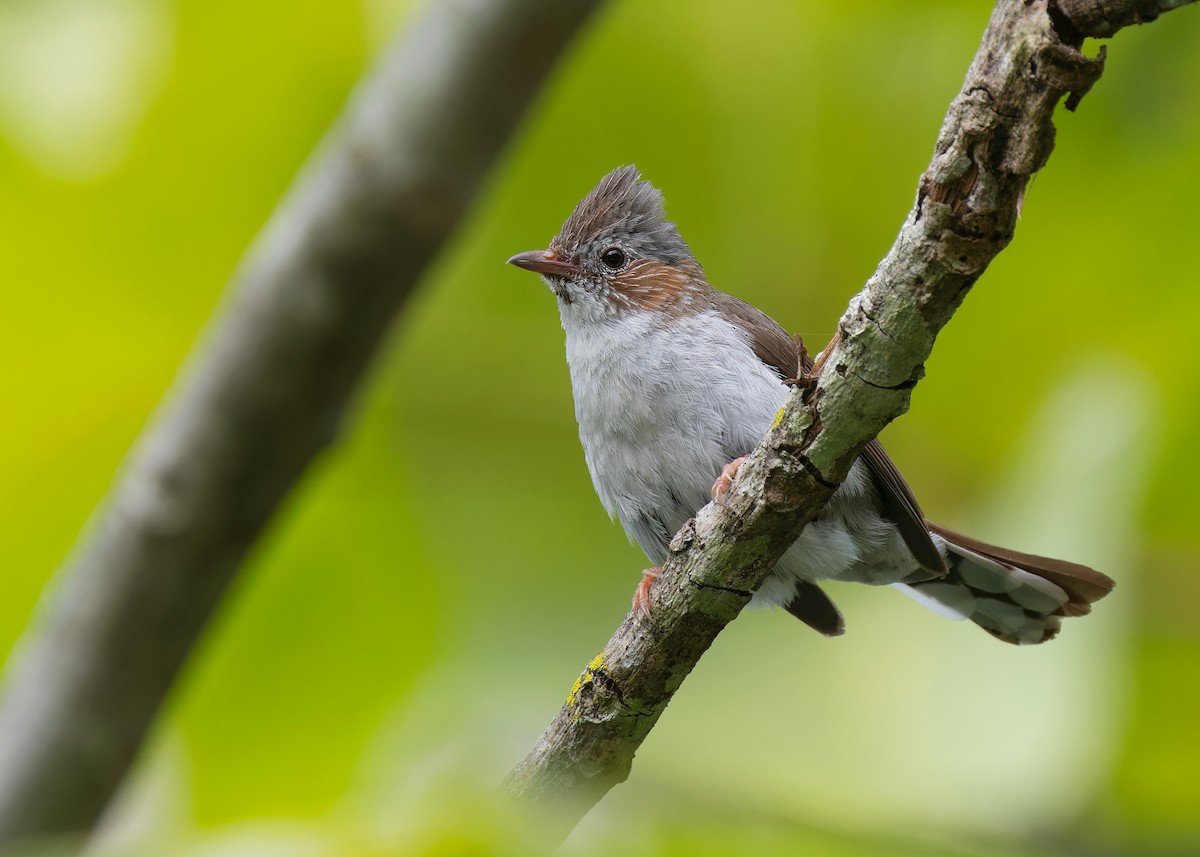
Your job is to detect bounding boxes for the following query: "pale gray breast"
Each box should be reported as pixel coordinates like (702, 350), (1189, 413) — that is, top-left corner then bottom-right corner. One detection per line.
(562, 307), (786, 561)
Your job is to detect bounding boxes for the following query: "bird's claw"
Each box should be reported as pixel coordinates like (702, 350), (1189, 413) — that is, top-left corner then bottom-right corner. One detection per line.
(632, 567), (661, 618)
(711, 456), (747, 504)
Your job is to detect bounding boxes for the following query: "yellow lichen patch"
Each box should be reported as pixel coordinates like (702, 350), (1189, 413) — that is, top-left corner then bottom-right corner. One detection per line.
(565, 652), (609, 706)
(770, 406), (786, 431)
(566, 675), (587, 706)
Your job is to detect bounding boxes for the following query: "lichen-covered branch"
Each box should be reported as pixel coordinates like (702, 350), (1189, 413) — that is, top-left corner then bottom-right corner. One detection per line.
(504, 0), (1196, 842)
(0, 0), (601, 843)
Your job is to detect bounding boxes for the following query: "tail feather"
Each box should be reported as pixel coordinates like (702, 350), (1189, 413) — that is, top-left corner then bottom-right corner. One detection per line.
(893, 581), (974, 621)
(897, 522), (1116, 645)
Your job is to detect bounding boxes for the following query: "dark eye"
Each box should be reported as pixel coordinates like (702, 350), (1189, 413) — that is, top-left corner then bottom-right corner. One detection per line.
(600, 247), (627, 270)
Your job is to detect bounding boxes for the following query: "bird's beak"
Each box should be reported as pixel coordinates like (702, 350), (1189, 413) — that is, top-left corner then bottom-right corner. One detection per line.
(507, 249), (580, 278)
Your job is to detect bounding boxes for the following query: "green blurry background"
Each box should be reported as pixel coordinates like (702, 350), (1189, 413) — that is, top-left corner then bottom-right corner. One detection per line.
(2, 0), (1198, 854)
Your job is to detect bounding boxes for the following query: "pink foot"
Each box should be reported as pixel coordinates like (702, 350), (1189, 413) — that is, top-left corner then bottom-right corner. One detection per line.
(711, 456), (748, 503)
(632, 567), (661, 618)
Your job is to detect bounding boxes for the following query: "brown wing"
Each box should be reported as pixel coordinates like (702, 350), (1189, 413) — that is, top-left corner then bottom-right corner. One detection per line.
(860, 441), (947, 576)
(926, 521), (1115, 616)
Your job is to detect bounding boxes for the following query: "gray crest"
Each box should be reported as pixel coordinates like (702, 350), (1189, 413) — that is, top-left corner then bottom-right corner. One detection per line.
(551, 166), (692, 266)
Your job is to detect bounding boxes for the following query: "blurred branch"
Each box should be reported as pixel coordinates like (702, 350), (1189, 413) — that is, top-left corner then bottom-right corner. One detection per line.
(0, 0), (601, 844)
(504, 0), (1196, 843)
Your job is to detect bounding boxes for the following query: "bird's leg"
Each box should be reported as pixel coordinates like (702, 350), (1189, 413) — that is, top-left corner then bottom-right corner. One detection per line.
(636, 454), (745, 618)
(632, 567), (661, 618)
(711, 456), (747, 503)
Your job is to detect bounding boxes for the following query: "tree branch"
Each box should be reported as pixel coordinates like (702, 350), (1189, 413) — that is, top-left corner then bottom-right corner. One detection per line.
(0, 0), (601, 843)
(503, 0), (1197, 842)
(1052, 0), (1195, 39)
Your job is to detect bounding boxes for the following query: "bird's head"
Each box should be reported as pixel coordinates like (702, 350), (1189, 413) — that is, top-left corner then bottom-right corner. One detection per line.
(508, 166), (708, 320)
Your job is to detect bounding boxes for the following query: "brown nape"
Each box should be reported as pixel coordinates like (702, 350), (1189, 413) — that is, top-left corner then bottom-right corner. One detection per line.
(610, 258), (708, 313)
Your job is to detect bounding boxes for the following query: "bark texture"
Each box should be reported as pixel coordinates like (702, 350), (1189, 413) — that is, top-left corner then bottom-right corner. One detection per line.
(504, 0), (1197, 842)
(0, 0), (601, 843)
(1052, 0), (1195, 38)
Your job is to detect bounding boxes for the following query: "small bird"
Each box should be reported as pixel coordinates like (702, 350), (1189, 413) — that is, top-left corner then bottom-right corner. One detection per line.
(507, 166), (1113, 644)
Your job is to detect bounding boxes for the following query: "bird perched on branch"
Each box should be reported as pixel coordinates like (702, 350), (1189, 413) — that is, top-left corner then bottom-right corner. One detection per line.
(507, 166), (1113, 644)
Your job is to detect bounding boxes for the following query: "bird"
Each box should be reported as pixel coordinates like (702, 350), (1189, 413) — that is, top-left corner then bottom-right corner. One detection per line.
(506, 166), (1114, 644)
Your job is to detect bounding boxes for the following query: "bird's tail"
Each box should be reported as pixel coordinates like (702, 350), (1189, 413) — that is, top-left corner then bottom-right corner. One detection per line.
(893, 522), (1116, 645)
